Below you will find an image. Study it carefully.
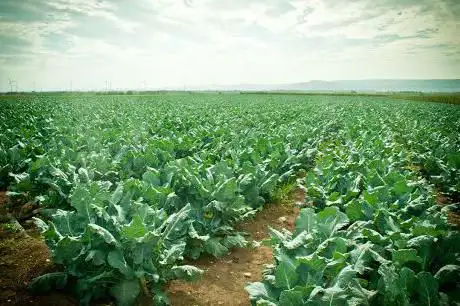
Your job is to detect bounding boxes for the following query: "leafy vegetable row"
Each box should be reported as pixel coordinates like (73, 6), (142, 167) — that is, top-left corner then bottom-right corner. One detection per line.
(246, 106), (459, 305)
(1, 94), (459, 305)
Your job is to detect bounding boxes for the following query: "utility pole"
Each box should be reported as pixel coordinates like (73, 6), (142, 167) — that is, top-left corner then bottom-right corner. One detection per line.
(105, 80), (112, 92)
(8, 79), (18, 92)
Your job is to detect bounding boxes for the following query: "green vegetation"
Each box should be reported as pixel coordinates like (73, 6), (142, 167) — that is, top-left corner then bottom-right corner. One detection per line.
(0, 93), (459, 305)
(246, 102), (460, 305)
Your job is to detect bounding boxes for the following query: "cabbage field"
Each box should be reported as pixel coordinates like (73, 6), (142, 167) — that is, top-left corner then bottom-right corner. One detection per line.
(0, 93), (459, 305)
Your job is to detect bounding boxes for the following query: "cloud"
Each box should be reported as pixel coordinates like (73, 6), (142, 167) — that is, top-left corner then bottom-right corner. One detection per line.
(0, 0), (459, 91)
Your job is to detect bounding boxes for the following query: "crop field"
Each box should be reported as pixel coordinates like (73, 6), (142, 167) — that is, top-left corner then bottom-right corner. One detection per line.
(0, 93), (459, 306)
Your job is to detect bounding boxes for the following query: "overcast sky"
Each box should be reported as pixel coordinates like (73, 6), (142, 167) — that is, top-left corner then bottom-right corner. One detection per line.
(0, 0), (459, 91)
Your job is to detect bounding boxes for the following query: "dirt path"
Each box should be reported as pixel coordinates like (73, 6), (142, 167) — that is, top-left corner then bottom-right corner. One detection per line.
(0, 190), (300, 306)
(167, 203), (300, 306)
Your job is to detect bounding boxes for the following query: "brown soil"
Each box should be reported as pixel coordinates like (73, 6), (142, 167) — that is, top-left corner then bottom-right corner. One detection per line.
(167, 203), (300, 306)
(0, 192), (78, 306)
(437, 192), (460, 228)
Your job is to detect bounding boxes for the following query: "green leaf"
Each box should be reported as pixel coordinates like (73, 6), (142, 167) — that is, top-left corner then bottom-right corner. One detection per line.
(188, 223), (209, 241)
(53, 236), (83, 264)
(245, 282), (277, 302)
(378, 264), (400, 302)
(110, 183), (124, 205)
(160, 203), (191, 242)
(160, 242), (186, 265)
(108, 250), (133, 277)
(275, 261), (299, 290)
(279, 290), (304, 306)
(87, 223), (120, 247)
(283, 231), (313, 250)
(434, 265), (460, 287)
(151, 285), (170, 306)
(122, 215), (147, 239)
(347, 278), (377, 306)
(28, 272), (68, 293)
(294, 208), (317, 235)
(363, 189), (378, 205)
(213, 177), (238, 201)
(316, 206), (349, 238)
(345, 200), (365, 222)
(393, 180), (413, 196)
(78, 167), (90, 183)
(398, 267), (417, 304)
(222, 234), (247, 248)
(406, 235), (434, 270)
(142, 168), (161, 186)
(334, 265), (357, 289)
(85, 250), (106, 266)
(392, 249), (422, 267)
(170, 265), (203, 281)
(205, 238), (229, 257)
(260, 174), (279, 194)
(374, 210), (399, 234)
(109, 279), (140, 306)
(417, 272), (440, 306)
(350, 242), (389, 274)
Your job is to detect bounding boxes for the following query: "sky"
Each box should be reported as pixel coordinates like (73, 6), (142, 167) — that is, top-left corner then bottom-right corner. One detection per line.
(0, 0), (459, 91)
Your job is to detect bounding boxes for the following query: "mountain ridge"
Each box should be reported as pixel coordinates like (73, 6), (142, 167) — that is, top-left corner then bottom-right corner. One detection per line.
(185, 79), (460, 93)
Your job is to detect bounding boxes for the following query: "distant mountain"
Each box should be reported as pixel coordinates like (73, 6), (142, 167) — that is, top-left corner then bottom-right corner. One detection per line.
(193, 79), (460, 93)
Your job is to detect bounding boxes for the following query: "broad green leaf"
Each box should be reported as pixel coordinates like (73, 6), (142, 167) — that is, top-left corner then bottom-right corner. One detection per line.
(108, 250), (132, 277)
(110, 183), (124, 205)
(294, 208), (317, 235)
(393, 180), (413, 196)
(398, 267), (417, 304)
(205, 238), (229, 257)
(109, 279), (140, 306)
(28, 272), (68, 293)
(275, 261), (299, 290)
(222, 234), (247, 248)
(417, 272), (440, 306)
(170, 265), (203, 281)
(392, 249), (422, 267)
(434, 265), (460, 287)
(87, 223), (120, 247)
(245, 282), (277, 302)
(283, 231), (313, 250)
(142, 168), (161, 187)
(122, 215), (147, 239)
(279, 290), (304, 306)
(316, 206), (349, 238)
(85, 250), (106, 266)
(159, 242), (186, 265)
(333, 265), (357, 289)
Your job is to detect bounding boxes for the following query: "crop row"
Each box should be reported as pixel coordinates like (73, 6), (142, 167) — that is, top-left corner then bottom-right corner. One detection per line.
(1, 94), (459, 305)
(247, 105), (460, 305)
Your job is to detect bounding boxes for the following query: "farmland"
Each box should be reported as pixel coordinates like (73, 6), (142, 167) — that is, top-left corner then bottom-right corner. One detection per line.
(0, 93), (459, 306)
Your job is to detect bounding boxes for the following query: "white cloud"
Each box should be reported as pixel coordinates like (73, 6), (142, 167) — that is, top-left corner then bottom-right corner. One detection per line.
(1, 0), (459, 91)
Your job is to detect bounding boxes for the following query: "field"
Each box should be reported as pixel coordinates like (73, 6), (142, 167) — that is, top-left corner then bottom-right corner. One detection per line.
(0, 93), (459, 306)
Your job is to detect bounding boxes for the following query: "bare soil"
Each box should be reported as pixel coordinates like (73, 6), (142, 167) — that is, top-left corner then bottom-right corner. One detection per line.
(437, 192), (460, 228)
(0, 192), (78, 306)
(167, 203), (300, 306)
